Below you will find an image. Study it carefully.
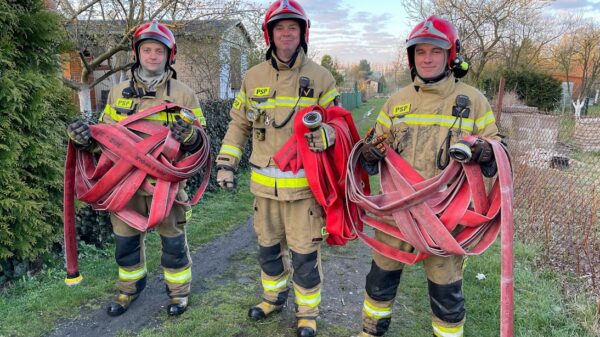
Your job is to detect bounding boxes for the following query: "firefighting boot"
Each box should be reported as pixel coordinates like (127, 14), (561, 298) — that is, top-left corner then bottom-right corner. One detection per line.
(248, 300), (284, 320)
(297, 318), (317, 337)
(167, 296), (188, 316)
(107, 292), (139, 316)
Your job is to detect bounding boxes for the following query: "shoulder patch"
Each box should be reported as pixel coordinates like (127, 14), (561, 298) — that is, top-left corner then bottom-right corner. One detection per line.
(253, 87), (271, 97)
(115, 98), (134, 109)
(393, 104), (411, 116)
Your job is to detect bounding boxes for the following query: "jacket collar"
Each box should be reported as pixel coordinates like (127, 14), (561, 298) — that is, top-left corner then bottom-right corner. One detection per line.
(270, 48), (306, 71)
(413, 74), (456, 99)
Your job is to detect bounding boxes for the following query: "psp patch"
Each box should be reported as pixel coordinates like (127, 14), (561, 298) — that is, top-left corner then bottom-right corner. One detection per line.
(393, 104), (411, 116)
(253, 87), (271, 96)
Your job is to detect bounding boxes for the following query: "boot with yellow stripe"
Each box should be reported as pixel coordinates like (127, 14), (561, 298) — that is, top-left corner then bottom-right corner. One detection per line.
(167, 296), (188, 316)
(248, 299), (285, 320)
(107, 292), (140, 316)
(297, 318), (317, 337)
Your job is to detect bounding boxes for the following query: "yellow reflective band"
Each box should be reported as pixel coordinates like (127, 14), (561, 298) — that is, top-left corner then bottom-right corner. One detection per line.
(104, 104), (178, 123)
(362, 299), (392, 319)
(261, 275), (289, 292)
(475, 111), (495, 129)
(251, 170), (309, 189)
(185, 209), (192, 221)
(393, 114), (474, 132)
(320, 127), (328, 148)
(376, 111), (392, 129)
(298, 97), (319, 107)
(219, 144), (243, 159)
(192, 107), (206, 126)
(164, 267), (192, 284)
(254, 87), (271, 96)
(118, 266), (147, 281)
(318, 88), (339, 106)
(294, 289), (321, 308)
(432, 321), (464, 337)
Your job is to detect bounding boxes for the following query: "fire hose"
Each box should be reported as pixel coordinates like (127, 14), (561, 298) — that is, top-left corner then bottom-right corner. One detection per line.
(63, 103), (211, 286)
(274, 105), (370, 245)
(346, 136), (514, 337)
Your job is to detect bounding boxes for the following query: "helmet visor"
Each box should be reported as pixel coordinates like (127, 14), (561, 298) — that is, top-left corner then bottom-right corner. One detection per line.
(406, 36), (451, 50)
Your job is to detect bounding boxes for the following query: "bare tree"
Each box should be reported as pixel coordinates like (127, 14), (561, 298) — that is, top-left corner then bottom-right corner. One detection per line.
(402, 0), (554, 82)
(574, 21), (600, 99)
(56, 0), (253, 113)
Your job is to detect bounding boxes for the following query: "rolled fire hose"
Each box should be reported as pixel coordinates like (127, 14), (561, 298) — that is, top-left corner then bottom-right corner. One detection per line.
(346, 135), (514, 337)
(63, 103), (211, 286)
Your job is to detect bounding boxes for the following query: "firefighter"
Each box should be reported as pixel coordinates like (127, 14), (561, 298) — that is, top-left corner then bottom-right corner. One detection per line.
(67, 20), (205, 317)
(215, 1), (339, 336)
(355, 16), (501, 337)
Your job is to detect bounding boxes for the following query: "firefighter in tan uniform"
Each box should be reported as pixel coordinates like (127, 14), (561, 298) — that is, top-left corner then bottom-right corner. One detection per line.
(67, 21), (205, 317)
(215, 1), (339, 336)
(355, 16), (501, 337)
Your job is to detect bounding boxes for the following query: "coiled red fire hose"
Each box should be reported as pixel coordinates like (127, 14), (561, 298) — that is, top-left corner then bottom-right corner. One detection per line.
(63, 103), (211, 285)
(274, 105), (370, 245)
(346, 136), (514, 337)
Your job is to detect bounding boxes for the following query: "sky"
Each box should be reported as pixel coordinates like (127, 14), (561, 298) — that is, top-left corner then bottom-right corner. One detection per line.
(254, 0), (600, 66)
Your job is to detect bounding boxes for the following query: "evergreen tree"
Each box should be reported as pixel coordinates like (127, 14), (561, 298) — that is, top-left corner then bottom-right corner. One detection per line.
(320, 54), (344, 86)
(0, 0), (77, 278)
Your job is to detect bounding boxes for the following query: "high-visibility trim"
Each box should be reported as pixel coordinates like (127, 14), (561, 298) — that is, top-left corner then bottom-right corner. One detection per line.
(233, 92), (248, 110)
(249, 96), (320, 109)
(219, 144), (243, 159)
(261, 275), (289, 292)
(164, 267), (192, 284)
(432, 321), (464, 337)
(318, 88), (340, 106)
(393, 114), (475, 132)
(103, 104), (181, 123)
(475, 110), (495, 129)
(192, 107), (206, 126)
(251, 168), (309, 189)
(294, 289), (321, 308)
(376, 111), (392, 129)
(362, 299), (392, 319)
(185, 209), (192, 221)
(320, 127), (328, 148)
(118, 266), (147, 281)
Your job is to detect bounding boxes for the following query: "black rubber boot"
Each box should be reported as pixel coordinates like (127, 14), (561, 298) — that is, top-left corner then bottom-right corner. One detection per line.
(167, 296), (188, 316)
(248, 301), (283, 321)
(297, 319), (317, 337)
(107, 293), (138, 317)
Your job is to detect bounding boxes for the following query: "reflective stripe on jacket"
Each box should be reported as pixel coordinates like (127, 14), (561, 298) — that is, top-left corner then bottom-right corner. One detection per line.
(375, 74), (500, 179)
(217, 49), (338, 200)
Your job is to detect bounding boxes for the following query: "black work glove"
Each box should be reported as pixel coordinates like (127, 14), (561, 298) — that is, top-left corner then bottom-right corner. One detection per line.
(361, 128), (388, 162)
(304, 123), (336, 152)
(170, 115), (196, 144)
(471, 139), (493, 163)
(67, 119), (94, 150)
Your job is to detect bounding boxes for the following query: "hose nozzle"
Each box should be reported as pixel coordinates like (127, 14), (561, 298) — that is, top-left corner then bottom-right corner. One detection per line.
(302, 111), (322, 131)
(449, 140), (472, 163)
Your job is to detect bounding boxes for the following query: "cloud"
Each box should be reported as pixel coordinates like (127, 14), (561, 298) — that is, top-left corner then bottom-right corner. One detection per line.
(550, 0), (600, 10)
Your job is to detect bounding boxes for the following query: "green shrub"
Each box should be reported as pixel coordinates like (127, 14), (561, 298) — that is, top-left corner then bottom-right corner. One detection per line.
(0, 0), (77, 278)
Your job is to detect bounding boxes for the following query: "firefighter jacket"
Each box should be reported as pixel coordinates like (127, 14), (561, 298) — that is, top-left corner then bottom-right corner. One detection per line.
(216, 49), (339, 201)
(101, 71), (205, 195)
(375, 74), (499, 179)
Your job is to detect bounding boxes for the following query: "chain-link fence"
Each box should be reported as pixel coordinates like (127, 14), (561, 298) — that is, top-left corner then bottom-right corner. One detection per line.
(499, 107), (600, 301)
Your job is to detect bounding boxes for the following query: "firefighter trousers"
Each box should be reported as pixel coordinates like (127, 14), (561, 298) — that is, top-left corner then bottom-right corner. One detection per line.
(110, 189), (193, 298)
(361, 229), (466, 337)
(252, 196), (325, 319)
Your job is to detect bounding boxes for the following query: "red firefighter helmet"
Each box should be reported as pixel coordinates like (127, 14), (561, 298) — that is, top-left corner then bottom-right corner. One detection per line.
(406, 16), (460, 71)
(132, 20), (177, 67)
(262, 0), (310, 51)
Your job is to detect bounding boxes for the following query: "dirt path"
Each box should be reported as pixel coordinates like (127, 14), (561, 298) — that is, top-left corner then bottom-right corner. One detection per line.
(44, 219), (373, 337)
